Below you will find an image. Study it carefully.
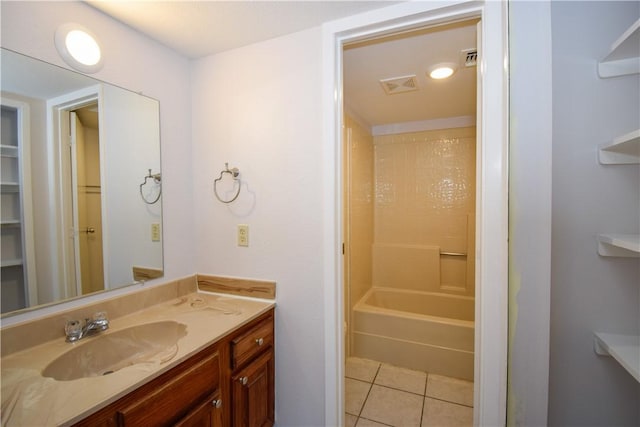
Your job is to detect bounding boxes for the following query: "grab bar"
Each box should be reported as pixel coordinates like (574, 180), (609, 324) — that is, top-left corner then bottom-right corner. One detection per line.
(440, 251), (467, 257)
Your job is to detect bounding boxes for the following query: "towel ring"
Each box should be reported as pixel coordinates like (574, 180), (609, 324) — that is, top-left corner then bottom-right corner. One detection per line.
(139, 169), (162, 204)
(214, 163), (241, 204)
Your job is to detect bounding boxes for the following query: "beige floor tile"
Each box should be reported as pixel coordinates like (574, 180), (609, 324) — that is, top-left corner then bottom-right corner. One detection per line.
(356, 417), (392, 427)
(346, 378), (372, 415)
(375, 364), (427, 395)
(422, 397), (473, 427)
(360, 385), (423, 426)
(425, 374), (473, 407)
(346, 357), (381, 382)
(345, 413), (358, 427)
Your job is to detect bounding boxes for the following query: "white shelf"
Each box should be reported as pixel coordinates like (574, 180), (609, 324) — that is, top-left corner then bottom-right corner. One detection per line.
(598, 18), (640, 78)
(0, 144), (18, 157)
(1, 259), (23, 268)
(0, 182), (20, 193)
(594, 333), (640, 382)
(0, 220), (21, 227)
(597, 234), (640, 257)
(599, 129), (640, 164)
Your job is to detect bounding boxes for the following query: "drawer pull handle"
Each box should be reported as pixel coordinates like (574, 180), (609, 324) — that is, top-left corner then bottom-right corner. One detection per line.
(212, 399), (222, 408)
(255, 337), (264, 346)
(239, 376), (248, 385)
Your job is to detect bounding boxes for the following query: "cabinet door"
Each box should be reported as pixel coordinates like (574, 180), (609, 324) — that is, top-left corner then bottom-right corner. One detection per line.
(174, 392), (223, 427)
(231, 350), (274, 427)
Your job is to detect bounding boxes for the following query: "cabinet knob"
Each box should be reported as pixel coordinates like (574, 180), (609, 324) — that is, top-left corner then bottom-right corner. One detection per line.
(211, 399), (222, 408)
(239, 376), (248, 385)
(255, 337), (264, 346)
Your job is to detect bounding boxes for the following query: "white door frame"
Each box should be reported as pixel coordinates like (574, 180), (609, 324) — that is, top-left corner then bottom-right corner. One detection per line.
(322, 1), (509, 425)
(47, 85), (106, 300)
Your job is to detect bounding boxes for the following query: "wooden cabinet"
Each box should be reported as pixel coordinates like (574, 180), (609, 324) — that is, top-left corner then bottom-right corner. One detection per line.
(174, 392), (223, 427)
(74, 309), (275, 427)
(229, 311), (275, 427)
(232, 350), (274, 427)
(74, 343), (222, 427)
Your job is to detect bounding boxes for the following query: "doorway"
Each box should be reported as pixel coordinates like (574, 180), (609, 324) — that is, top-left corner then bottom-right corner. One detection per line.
(71, 104), (105, 295)
(322, 2), (509, 426)
(342, 20), (478, 427)
(53, 92), (106, 299)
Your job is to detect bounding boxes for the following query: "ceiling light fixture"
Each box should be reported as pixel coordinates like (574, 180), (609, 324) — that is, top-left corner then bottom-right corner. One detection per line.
(428, 63), (457, 80)
(55, 23), (103, 73)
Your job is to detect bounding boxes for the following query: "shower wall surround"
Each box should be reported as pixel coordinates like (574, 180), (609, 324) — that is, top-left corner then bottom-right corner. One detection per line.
(373, 126), (476, 295)
(344, 114), (374, 310)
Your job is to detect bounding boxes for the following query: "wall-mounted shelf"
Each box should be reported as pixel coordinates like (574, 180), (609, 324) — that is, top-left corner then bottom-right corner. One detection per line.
(1, 259), (23, 268)
(594, 333), (640, 382)
(597, 234), (640, 257)
(598, 18), (640, 78)
(1, 220), (21, 227)
(0, 144), (19, 157)
(1, 182), (20, 192)
(599, 129), (640, 164)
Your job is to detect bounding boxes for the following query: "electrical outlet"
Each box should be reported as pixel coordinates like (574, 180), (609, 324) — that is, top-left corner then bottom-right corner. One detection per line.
(237, 224), (249, 247)
(151, 223), (161, 242)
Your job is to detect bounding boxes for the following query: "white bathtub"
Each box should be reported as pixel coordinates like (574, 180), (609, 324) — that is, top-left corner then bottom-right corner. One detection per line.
(352, 287), (475, 380)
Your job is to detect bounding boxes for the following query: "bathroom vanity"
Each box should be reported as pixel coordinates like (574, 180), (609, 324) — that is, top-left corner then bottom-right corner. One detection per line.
(0, 285), (275, 427)
(75, 309), (274, 427)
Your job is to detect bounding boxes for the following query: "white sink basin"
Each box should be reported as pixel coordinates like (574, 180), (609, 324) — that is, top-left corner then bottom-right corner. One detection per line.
(42, 321), (187, 381)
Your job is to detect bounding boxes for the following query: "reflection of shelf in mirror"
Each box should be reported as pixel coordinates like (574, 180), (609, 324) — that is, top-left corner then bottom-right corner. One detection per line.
(594, 333), (640, 382)
(597, 234), (640, 257)
(0, 220), (21, 227)
(599, 129), (640, 164)
(0, 144), (19, 157)
(1, 259), (23, 268)
(598, 18), (640, 78)
(0, 182), (20, 192)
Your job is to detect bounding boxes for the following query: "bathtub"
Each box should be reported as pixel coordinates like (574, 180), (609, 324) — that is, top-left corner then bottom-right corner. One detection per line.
(352, 287), (474, 380)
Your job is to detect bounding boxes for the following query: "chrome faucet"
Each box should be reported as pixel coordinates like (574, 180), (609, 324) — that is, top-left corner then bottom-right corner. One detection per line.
(65, 311), (109, 343)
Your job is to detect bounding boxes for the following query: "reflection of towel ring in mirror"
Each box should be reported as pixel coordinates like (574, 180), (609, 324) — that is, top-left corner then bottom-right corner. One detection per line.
(214, 163), (241, 204)
(139, 169), (162, 204)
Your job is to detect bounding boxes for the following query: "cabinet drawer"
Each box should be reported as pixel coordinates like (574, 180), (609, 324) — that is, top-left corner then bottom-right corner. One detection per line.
(231, 316), (273, 369)
(117, 351), (220, 426)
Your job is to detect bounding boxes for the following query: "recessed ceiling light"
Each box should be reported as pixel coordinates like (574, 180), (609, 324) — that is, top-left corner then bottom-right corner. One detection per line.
(55, 23), (103, 73)
(428, 63), (457, 80)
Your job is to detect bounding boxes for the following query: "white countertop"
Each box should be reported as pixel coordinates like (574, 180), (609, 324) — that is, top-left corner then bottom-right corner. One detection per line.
(1, 292), (274, 426)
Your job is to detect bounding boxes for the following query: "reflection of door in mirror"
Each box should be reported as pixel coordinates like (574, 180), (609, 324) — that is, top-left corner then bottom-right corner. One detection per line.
(71, 105), (105, 295)
(56, 95), (106, 300)
(1, 99), (37, 313)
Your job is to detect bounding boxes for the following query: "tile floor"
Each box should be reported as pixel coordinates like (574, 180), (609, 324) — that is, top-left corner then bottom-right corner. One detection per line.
(345, 357), (473, 427)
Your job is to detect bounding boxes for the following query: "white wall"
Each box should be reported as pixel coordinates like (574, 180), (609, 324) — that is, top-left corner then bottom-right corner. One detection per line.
(507, 1), (552, 425)
(191, 28), (326, 426)
(0, 0), (194, 319)
(549, 1), (640, 425)
(101, 84), (162, 285)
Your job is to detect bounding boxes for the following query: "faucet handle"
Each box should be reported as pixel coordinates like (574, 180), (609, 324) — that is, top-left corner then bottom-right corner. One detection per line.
(65, 320), (82, 342)
(93, 311), (108, 321)
(92, 311), (109, 330)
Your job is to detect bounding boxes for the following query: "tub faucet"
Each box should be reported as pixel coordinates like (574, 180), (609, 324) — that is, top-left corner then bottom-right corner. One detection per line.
(65, 311), (109, 343)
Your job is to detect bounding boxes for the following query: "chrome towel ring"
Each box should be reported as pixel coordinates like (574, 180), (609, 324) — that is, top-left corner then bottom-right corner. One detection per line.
(214, 163), (241, 204)
(139, 169), (162, 204)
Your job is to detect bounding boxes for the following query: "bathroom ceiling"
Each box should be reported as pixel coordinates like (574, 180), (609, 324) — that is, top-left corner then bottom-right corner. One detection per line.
(343, 20), (478, 127)
(86, 1), (476, 128)
(86, 1), (400, 58)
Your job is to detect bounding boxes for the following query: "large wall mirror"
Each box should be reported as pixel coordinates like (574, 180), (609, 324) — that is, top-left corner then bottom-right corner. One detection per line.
(0, 48), (163, 317)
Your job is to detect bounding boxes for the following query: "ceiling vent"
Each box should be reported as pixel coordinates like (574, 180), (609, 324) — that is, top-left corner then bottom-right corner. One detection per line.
(460, 48), (477, 67)
(379, 75), (418, 95)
